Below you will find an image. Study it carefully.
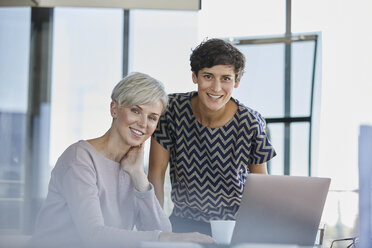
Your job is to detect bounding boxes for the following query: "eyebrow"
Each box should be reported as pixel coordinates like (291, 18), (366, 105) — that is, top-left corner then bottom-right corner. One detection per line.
(201, 71), (233, 77)
(135, 105), (161, 116)
(201, 72), (213, 76)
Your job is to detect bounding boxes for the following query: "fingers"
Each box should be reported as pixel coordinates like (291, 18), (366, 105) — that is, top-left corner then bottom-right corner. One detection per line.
(127, 144), (144, 156)
(120, 143), (146, 177)
(158, 232), (215, 243)
(123, 144), (144, 161)
(188, 232), (215, 243)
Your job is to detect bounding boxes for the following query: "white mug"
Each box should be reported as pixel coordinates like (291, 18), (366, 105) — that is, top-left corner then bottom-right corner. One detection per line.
(210, 220), (236, 244)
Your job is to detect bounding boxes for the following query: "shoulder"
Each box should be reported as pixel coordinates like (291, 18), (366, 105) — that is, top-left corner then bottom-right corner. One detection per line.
(236, 101), (265, 122)
(168, 92), (195, 106)
(164, 92), (195, 117)
(59, 140), (94, 163)
(53, 141), (96, 175)
(235, 100), (266, 130)
(50, 141), (100, 188)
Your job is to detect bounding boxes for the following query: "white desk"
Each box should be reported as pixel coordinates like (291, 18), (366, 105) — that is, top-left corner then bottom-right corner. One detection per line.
(140, 241), (323, 248)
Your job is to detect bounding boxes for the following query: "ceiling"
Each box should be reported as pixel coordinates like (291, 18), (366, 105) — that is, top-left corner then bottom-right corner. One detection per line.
(0, 0), (201, 10)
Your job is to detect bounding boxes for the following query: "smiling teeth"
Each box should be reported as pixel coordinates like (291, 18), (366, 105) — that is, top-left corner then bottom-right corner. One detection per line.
(131, 129), (143, 135)
(208, 93), (221, 99)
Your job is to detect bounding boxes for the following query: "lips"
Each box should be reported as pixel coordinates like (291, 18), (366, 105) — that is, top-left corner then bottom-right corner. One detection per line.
(130, 127), (144, 137)
(207, 93), (223, 99)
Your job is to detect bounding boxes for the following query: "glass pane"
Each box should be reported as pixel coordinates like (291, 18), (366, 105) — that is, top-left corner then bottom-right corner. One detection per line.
(293, 0), (372, 241)
(50, 7), (123, 166)
(267, 123), (284, 175)
(290, 122), (310, 176)
(129, 9), (198, 172)
(129, 9), (198, 94)
(321, 190), (359, 247)
(291, 41), (315, 116)
(199, 0), (285, 38)
(0, 201), (22, 229)
(0, 6), (31, 231)
(233, 43), (284, 118)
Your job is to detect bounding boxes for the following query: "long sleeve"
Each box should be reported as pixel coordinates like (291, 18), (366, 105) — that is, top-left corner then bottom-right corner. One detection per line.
(60, 164), (165, 248)
(132, 184), (172, 232)
(28, 141), (171, 248)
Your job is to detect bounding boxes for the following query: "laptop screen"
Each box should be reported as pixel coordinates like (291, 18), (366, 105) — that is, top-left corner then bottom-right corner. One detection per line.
(231, 174), (331, 246)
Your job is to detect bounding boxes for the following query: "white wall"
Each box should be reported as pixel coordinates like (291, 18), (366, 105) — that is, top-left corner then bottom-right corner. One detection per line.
(292, 0), (372, 191)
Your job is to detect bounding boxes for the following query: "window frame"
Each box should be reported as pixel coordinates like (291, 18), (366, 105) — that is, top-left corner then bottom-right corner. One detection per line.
(230, 33), (319, 176)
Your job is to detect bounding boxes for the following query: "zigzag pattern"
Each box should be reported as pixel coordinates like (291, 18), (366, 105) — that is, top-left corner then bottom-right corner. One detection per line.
(153, 92), (276, 222)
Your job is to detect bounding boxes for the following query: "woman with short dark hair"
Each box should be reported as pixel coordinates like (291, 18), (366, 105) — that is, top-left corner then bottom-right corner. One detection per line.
(149, 39), (277, 235)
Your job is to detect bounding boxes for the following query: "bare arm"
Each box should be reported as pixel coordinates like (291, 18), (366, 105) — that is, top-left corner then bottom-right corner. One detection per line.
(148, 137), (170, 208)
(248, 163), (267, 174)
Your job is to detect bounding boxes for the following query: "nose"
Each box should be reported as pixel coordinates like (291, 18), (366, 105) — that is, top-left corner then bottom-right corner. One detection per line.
(211, 79), (222, 91)
(138, 114), (147, 128)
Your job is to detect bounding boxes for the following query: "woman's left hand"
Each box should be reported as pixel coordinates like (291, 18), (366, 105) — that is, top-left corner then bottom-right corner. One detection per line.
(121, 145), (150, 192)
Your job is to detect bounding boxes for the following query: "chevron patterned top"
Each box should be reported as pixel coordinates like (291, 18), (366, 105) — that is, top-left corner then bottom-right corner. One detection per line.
(152, 91), (276, 222)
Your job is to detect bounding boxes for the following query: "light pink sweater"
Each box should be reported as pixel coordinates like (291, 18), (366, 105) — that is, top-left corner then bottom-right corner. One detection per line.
(29, 140), (171, 248)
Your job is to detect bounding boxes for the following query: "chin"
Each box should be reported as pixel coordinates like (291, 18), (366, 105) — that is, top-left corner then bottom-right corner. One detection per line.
(205, 98), (227, 107)
(206, 103), (224, 112)
(130, 141), (143, 147)
(129, 137), (148, 146)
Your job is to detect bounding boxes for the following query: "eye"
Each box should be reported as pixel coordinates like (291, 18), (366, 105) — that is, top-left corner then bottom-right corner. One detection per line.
(131, 108), (140, 114)
(222, 76), (232, 82)
(148, 115), (158, 122)
(203, 74), (212, 80)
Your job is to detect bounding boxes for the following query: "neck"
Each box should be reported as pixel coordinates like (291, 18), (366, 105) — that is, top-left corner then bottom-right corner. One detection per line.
(192, 96), (235, 128)
(88, 129), (130, 162)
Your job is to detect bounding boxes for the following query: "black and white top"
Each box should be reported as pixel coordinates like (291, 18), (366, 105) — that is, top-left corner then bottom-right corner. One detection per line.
(153, 91), (276, 222)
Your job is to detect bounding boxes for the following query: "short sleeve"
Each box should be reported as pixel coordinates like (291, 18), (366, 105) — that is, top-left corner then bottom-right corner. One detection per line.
(152, 97), (175, 152)
(248, 113), (276, 165)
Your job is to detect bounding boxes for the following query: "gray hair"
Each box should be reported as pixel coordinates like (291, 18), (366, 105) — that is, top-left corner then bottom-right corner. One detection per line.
(111, 72), (168, 111)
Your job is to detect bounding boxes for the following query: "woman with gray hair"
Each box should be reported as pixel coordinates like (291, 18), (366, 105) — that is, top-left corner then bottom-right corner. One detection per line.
(28, 72), (214, 248)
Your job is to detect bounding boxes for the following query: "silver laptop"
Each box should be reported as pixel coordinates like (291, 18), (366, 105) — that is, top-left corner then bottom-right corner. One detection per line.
(231, 174), (331, 246)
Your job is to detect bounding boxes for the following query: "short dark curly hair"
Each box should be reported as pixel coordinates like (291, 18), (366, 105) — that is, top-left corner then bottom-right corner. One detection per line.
(190, 38), (246, 80)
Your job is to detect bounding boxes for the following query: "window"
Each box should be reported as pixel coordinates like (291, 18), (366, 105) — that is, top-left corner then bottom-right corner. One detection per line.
(50, 7), (124, 166)
(129, 9), (198, 215)
(0, 7), (31, 232)
(231, 34), (320, 176)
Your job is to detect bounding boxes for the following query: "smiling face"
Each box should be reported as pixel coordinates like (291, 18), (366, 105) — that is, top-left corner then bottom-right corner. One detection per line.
(193, 64), (240, 113)
(111, 100), (163, 148)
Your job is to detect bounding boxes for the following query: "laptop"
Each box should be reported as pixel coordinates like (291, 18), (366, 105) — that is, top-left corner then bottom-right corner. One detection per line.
(231, 174), (331, 246)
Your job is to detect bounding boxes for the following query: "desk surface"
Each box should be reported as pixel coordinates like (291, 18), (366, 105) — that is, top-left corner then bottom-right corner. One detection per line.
(140, 241), (323, 248)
